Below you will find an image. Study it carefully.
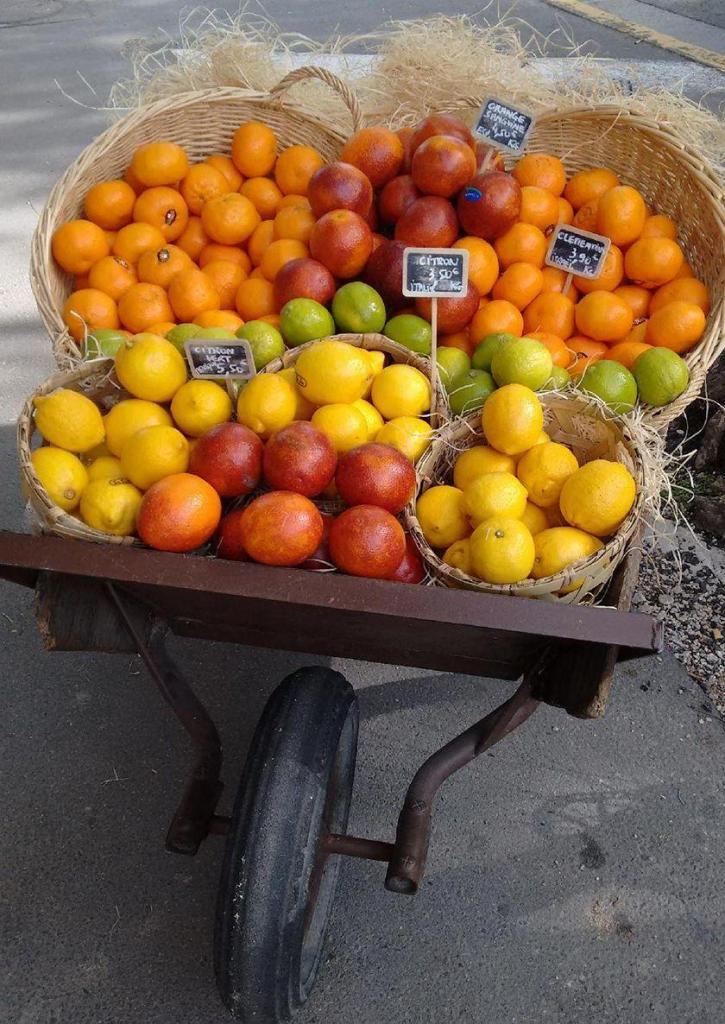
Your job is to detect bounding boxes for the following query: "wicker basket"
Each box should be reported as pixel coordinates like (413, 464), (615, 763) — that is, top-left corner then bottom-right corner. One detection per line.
(406, 392), (645, 605)
(30, 65), (362, 369)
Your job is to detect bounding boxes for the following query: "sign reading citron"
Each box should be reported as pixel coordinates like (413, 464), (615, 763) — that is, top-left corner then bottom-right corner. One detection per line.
(469, 516), (535, 584)
(516, 441), (579, 508)
(236, 373), (297, 438)
(463, 472), (528, 526)
(559, 459), (636, 537)
(104, 399), (173, 456)
(453, 445), (516, 490)
(295, 340), (372, 406)
(481, 383), (544, 456)
(371, 364), (431, 419)
(31, 447), (89, 511)
(115, 333), (188, 403)
(415, 485), (470, 549)
(375, 417), (433, 463)
(34, 389), (105, 453)
(170, 379), (233, 437)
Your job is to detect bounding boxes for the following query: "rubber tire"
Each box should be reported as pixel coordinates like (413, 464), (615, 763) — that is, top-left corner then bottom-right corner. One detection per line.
(214, 666), (358, 1023)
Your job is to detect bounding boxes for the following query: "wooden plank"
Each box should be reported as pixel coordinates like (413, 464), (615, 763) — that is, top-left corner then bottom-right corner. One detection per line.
(35, 573), (152, 653)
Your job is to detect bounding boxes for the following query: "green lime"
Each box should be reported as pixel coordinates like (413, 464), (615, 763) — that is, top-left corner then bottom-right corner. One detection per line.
(166, 323), (202, 353)
(193, 327), (237, 340)
(85, 329), (128, 358)
(546, 365), (571, 391)
(578, 359), (637, 414)
(491, 337), (553, 390)
(280, 298), (335, 347)
(384, 314), (432, 355)
(472, 332), (518, 372)
(332, 282), (386, 334)
(632, 348), (690, 407)
(236, 320), (286, 369)
(449, 369), (496, 416)
(437, 347), (471, 391)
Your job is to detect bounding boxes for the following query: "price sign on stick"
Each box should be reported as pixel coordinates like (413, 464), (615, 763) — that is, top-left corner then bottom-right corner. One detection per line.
(545, 226), (610, 279)
(473, 98), (534, 153)
(184, 338), (255, 401)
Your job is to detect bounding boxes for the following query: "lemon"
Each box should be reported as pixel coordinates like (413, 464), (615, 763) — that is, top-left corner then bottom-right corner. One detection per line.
(442, 537), (472, 574)
(516, 441), (579, 509)
(453, 445), (516, 491)
(415, 485), (470, 549)
(115, 333), (188, 402)
(278, 367), (315, 420)
(512, 429), (550, 466)
(531, 527), (603, 590)
(87, 455), (124, 482)
(104, 399), (173, 456)
(295, 340), (372, 406)
(120, 425), (189, 490)
(520, 501), (548, 537)
(362, 349), (386, 397)
(352, 399), (384, 441)
(559, 459), (637, 537)
(84, 441), (112, 461)
(463, 472), (528, 526)
(170, 380), (233, 437)
(371, 364), (431, 419)
(310, 404), (368, 454)
(375, 417), (433, 463)
(34, 389), (105, 453)
(80, 478), (142, 536)
(236, 374), (297, 438)
(481, 383), (544, 456)
(31, 447), (89, 511)
(469, 517), (535, 584)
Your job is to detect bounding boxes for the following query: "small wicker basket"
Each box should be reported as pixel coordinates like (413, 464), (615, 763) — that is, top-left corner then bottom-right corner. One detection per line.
(406, 392), (645, 605)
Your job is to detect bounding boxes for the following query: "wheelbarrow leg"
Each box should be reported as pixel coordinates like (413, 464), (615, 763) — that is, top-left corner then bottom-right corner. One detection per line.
(106, 583), (224, 855)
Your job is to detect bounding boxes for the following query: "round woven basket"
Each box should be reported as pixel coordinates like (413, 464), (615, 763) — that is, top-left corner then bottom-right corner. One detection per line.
(30, 65), (362, 370)
(406, 392), (645, 605)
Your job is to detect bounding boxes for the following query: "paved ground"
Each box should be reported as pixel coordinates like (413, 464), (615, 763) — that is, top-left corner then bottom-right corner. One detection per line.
(1, 3), (724, 1023)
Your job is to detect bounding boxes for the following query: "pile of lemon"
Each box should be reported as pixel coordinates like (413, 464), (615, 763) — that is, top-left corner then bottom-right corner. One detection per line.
(415, 383), (637, 590)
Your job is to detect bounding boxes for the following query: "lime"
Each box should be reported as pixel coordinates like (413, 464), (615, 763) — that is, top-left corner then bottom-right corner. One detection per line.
(491, 337), (553, 391)
(279, 298), (335, 347)
(384, 314), (432, 355)
(632, 348), (689, 407)
(236, 320), (286, 369)
(472, 333), (518, 372)
(166, 323), (201, 353)
(449, 369), (496, 416)
(85, 329), (128, 358)
(332, 282), (386, 334)
(578, 360), (637, 414)
(546, 366), (571, 391)
(437, 347), (471, 391)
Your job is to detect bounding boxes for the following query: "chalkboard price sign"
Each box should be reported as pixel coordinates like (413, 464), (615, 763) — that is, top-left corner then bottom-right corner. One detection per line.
(184, 339), (255, 380)
(545, 225), (611, 279)
(473, 98), (534, 153)
(402, 247), (469, 298)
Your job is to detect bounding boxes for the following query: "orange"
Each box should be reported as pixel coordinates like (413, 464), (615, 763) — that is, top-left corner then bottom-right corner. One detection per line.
(572, 199), (599, 233)
(639, 213), (677, 240)
(136, 244), (191, 288)
(452, 237), (499, 296)
(87, 254), (138, 301)
(259, 313), (282, 329)
(645, 301), (706, 354)
(147, 320), (177, 335)
(519, 185), (559, 232)
(567, 337), (608, 378)
(674, 260), (694, 280)
(278, 193), (312, 210)
(240, 177), (284, 219)
(62, 288), (119, 342)
(575, 244), (623, 294)
(83, 179), (136, 230)
(180, 162), (230, 215)
(273, 205), (316, 244)
(198, 244), (252, 274)
(132, 186), (189, 242)
(492, 262), (544, 310)
(649, 277), (710, 315)
(118, 282), (173, 334)
(494, 223), (547, 269)
(201, 193), (260, 245)
(231, 121), (277, 177)
(563, 167), (619, 210)
(614, 284), (651, 320)
(103, 230), (117, 249)
(512, 153), (566, 195)
(522, 293), (575, 339)
(122, 163), (146, 195)
(469, 300), (524, 342)
(541, 266), (579, 302)
(207, 154), (243, 191)
(608, 339), (653, 369)
(235, 277), (277, 320)
(249, 267), (267, 280)
(557, 196), (574, 224)
(247, 220), (276, 266)
(112, 223), (166, 264)
(131, 141), (189, 187)
(274, 145), (326, 196)
(137, 473), (221, 553)
(167, 267), (220, 322)
(622, 320), (648, 345)
(623, 237), (684, 288)
(526, 331), (572, 368)
(575, 291), (634, 342)
(201, 260), (246, 309)
(439, 331), (473, 357)
(340, 126), (404, 188)
(195, 309), (244, 331)
(52, 219), (110, 274)
(596, 186), (646, 247)
(260, 238), (308, 281)
(176, 216), (209, 261)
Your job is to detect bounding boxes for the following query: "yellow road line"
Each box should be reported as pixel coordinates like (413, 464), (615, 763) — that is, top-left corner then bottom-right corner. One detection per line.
(543, 0), (725, 73)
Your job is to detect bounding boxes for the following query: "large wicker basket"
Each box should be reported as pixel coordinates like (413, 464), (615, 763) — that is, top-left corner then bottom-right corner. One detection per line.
(406, 392), (645, 605)
(30, 65), (362, 369)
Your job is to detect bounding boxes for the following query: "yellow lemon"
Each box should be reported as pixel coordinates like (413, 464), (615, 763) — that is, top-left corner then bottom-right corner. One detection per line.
(442, 537), (472, 574)
(415, 485), (470, 549)
(352, 399), (384, 441)
(469, 516), (535, 584)
(84, 441), (112, 461)
(31, 447), (88, 511)
(559, 459), (637, 537)
(516, 441), (579, 509)
(87, 455), (124, 482)
(80, 478), (142, 536)
(363, 349), (386, 396)
(520, 501), (548, 537)
(278, 367), (315, 420)
(170, 379), (233, 437)
(463, 471), (528, 526)
(512, 429), (550, 464)
(120, 425), (189, 490)
(481, 383), (543, 455)
(115, 333), (188, 402)
(33, 389), (105, 453)
(375, 416), (433, 463)
(531, 527), (603, 591)
(453, 445), (516, 490)
(295, 340), (372, 406)
(310, 404), (368, 454)
(236, 374), (297, 438)
(104, 399), (173, 456)
(371, 364), (431, 419)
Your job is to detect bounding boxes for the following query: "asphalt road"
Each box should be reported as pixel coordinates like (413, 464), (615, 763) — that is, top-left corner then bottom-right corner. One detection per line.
(1, 3), (724, 1024)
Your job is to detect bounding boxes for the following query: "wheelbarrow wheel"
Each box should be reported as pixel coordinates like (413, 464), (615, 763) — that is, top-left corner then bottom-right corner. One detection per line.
(214, 666), (358, 1023)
